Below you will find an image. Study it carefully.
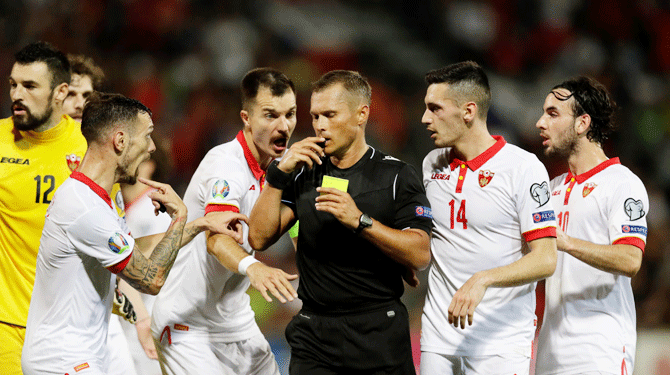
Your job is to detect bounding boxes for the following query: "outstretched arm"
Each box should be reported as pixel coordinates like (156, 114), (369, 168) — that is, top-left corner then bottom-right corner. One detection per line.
(448, 236), (557, 329)
(117, 178), (187, 295)
(556, 226), (642, 277)
(206, 230), (298, 303)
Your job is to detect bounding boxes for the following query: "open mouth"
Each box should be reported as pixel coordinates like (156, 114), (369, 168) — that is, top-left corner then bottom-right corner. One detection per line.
(273, 137), (288, 151)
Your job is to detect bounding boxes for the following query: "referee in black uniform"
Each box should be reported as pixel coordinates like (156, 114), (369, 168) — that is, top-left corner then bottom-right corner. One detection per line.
(249, 70), (432, 375)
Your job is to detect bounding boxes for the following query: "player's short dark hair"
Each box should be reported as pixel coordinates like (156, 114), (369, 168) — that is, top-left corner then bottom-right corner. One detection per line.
(67, 54), (105, 90)
(425, 61), (491, 118)
(551, 76), (617, 144)
(14, 41), (71, 90)
(81, 93), (152, 144)
(241, 68), (295, 110)
(312, 70), (372, 105)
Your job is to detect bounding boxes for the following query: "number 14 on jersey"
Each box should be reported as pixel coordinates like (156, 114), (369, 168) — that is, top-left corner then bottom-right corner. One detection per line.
(448, 199), (467, 229)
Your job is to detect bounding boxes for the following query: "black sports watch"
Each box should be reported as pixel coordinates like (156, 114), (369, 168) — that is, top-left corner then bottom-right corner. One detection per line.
(355, 213), (373, 234)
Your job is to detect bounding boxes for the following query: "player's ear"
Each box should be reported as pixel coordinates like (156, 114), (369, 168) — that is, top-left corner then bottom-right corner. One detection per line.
(240, 110), (250, 129)
(575, 113), (591, 136)
(357, 104), (369, 126)
(53, 82), (69, 103)
(463, 102), (477, 124)
(112, 130), (126, 154)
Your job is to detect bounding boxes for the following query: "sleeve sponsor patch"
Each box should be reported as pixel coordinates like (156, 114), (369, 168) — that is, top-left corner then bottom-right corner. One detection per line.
(624, 198), (645, 221)
(530, 182), (550, 207)
(415, 206), (432, 218)
(622, 225), (647, 236)
(532, 210), (555, 223)
(211, 179), (230, 200)
(108, 233), (130, 254)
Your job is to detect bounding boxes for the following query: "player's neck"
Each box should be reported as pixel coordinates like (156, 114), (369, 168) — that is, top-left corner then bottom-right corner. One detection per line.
(567, 141), (608, 176)
(451, 124), (495, 162)
(33, 110), (65, 133)
(76, 150), (117, 195)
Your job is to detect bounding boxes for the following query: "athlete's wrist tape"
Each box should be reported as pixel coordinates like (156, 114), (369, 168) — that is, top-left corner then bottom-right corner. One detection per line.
(238, 255), (260, 276)
(266, 160), (292, 190)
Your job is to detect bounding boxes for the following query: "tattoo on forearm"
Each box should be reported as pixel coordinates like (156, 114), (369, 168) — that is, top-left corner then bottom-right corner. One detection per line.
(122, 217), (186, 293)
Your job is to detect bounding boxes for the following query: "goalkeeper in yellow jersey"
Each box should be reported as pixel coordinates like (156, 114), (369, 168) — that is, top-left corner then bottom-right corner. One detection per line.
(0, 41), (84, 375)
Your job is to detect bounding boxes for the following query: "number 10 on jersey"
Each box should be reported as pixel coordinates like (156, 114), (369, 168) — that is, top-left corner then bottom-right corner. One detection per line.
(448, 199), (467, 229)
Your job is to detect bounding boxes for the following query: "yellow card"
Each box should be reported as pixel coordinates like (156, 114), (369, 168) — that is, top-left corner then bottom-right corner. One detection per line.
(321, 175), (349, 193)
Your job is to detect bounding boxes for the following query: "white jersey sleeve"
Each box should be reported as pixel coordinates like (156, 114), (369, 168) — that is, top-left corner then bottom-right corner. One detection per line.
(204, 161), (247, 214)
(516, 157), (557, 241)
(67, 207), (134, 272)
(608, 176), (648, 248)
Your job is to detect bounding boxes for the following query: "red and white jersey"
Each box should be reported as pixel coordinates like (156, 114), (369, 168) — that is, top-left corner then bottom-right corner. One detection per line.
(536, 158), (647, 374)
(421, 137), (557, 357)
(22, 172), (133, 374)
(152, 131), (263, 342)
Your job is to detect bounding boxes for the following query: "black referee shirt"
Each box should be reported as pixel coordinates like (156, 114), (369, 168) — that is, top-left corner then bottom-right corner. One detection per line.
(282, 146), (432, 314)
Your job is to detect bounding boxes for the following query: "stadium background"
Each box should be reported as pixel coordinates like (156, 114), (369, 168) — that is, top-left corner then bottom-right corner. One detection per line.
(1, 0), (669, 373)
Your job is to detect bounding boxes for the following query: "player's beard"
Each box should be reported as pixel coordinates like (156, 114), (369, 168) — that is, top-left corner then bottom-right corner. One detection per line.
(12, 97), (54, 132)
(544, 124), (578, 159)
(117, 165), (139, 185)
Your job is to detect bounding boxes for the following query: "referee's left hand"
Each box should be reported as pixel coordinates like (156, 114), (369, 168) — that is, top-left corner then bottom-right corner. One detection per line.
(314, 187), (361, 231)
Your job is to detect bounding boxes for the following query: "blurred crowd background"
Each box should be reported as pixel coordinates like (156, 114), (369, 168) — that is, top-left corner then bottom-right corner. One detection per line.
(2, 0), (669, 373)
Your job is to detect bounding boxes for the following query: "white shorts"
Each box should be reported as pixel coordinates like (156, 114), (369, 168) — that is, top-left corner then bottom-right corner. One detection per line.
(154, 332), (280, 375)
(420, 351), (530, 375)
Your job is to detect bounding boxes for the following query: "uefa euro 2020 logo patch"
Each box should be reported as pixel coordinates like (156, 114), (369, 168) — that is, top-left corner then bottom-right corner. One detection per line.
(108, 233), (130, 254)
(212, 180), (230, 200)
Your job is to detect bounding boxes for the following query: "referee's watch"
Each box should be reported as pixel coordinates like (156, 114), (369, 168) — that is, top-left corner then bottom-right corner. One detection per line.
(355, 213), (373, 234)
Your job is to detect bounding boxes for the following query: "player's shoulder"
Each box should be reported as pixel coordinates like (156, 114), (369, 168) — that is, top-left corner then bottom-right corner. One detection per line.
(499, 142), (542, 165)
(200, 138), (246, 169)
(602, 162), (646, 190)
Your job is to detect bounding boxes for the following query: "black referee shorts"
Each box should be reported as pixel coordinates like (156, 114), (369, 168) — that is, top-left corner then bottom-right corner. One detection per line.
(286, 299), (416, 375)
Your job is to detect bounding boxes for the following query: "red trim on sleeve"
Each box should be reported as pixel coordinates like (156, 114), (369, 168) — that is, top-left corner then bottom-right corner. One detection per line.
(523, 226), (557, 242)
(205, 203), (240, 215)
(613, 237), (646, 252)
(106, 252), (132, 274)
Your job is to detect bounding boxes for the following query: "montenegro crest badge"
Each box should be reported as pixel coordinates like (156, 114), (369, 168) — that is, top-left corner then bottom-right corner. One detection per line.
(66, 154), (81, 172)
(478, 170), (494, 187)
(582, 182), (597, 197)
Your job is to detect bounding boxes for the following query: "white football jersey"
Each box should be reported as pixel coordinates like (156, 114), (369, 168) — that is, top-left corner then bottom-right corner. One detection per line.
(421, 137), (557, 357)
(22, 172), (134, 374)
(536, 158), (647, 374)
(151, 131), (263, 342)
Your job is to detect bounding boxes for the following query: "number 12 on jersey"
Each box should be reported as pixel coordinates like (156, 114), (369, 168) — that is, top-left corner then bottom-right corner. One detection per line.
(448, 199), (467, 229)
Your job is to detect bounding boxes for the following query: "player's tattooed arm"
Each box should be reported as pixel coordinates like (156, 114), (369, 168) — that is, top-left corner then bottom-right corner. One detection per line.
(120, 216), (186, 295)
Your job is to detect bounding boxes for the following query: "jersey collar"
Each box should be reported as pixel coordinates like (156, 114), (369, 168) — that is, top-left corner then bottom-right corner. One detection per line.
(70, 171), (113, 208)
(563, 157), (620, 185)
(236, 131), (265, 180)
(449, 136), (506, 171)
